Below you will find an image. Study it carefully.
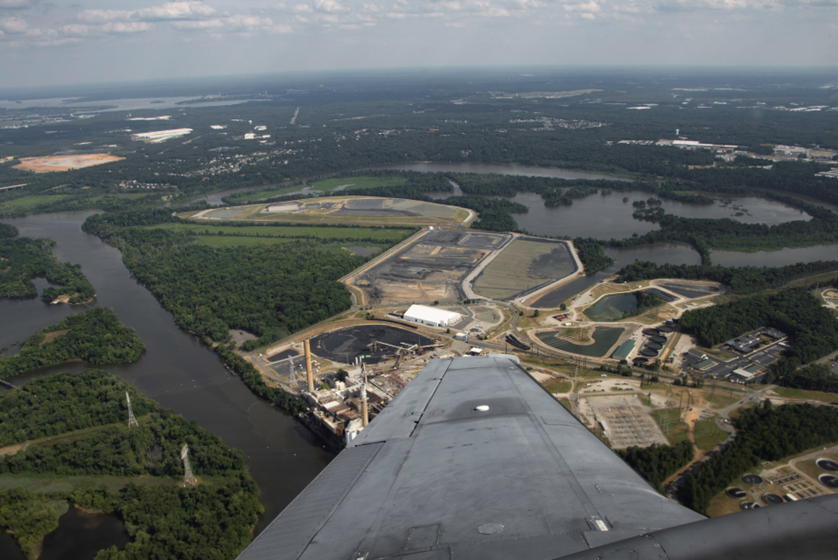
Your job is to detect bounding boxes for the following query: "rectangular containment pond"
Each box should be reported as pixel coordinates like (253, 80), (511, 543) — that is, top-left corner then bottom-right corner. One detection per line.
(472, 238), (577, 300)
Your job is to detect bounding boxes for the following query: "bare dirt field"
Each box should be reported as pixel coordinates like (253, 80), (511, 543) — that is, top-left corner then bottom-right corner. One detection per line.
(14, 154), (125, 173)
(471, 237), (577, 300)
(39, 329), (69, 346)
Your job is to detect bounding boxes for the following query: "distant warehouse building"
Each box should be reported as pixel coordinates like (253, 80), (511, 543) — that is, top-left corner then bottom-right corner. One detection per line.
(403, 305), (463, 328)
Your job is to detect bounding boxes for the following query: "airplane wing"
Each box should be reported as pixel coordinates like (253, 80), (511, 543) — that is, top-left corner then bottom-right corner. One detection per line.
(237, 355), (838, 560)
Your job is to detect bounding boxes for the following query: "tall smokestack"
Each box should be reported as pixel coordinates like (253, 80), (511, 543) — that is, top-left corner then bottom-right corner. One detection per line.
(305, 339), (314, 393)
(361, 383), (369, 427)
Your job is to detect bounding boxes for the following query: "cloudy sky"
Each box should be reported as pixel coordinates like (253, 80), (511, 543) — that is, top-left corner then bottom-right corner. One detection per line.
(0, 0), (836, 87)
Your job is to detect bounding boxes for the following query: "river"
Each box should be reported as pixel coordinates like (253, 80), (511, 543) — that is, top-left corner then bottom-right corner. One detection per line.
(0, 212), (333, 558)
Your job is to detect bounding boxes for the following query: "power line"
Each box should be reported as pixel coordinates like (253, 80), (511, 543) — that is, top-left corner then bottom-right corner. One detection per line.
(126, 392), (138, 429)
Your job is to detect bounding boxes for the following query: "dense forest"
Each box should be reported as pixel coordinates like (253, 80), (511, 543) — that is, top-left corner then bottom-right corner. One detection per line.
(680, 289), (838, 362)
(0, 223), (17, 238)
(775, 363), (838, 393)
(573, 238), (615, 275)
(83, 213), (362, 345)
(0, 370), (261, 560)
(0, 370), (152, 446)
(0, 235), (96, 303)
(0, 307), (145, 379)
(680, 402), (838, 514)
(617, 440), (694, 492)
(0, 488), (63, 560)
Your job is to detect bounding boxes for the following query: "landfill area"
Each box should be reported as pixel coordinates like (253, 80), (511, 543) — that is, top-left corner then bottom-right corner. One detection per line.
(348, 229), (512, 305)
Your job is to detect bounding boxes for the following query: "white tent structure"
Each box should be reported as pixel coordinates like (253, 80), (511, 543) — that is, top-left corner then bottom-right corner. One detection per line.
(403, 305), (463, 328)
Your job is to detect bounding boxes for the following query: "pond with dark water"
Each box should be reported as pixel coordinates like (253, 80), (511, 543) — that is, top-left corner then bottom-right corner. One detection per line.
(585, 293), (639, 322)
(0, 504), (129, 560)
(536, 327), (625, 357)
(0, 212), (333, 556)
(531, 244), (700, 309)
(386, 163), (811, 240)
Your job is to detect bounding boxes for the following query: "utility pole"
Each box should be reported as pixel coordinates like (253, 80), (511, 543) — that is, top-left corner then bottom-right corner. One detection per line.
(126, 392), (138, 428)
(181, 444), (197, 487)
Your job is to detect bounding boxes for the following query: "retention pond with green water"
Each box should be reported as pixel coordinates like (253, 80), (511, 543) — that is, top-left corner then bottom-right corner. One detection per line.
(537, 327), (625, 357)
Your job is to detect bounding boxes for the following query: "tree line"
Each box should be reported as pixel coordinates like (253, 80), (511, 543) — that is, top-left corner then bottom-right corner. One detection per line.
(617, 440), (694, 493)
(615, 260), (838, 295)
(83, 217), (362, 345)
(679, 402), (838, 514)
(679, 288), (838, 366)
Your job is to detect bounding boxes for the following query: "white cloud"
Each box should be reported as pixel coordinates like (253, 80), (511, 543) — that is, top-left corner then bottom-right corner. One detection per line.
(78, 10), (133, 24)
(103, 21), (155, 33)
(79, 2), (216, 25)
(0, 16), (28, 34)
(136, 1), (216, 21)
(654, 0), (781, 11)
(173, 15), (274, 30)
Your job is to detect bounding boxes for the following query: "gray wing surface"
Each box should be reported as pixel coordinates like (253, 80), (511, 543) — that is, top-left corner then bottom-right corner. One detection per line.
(237, 355), (838, 560)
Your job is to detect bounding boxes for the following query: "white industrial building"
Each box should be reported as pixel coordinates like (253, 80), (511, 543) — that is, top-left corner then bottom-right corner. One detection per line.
(403, 305), (463, 328)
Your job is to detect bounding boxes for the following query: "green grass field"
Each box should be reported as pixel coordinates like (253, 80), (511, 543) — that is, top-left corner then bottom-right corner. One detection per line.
(148, 222), (415, 241)
(773, 386), (838, 403)
(309, 176), (408, 192)
(223, 184), (307, 205)
(195, 236), (299, 247)
(0, 194), (71, 212)
(703, 391), (742, 409)
(651, 408), (690, 445)
(224, 176), (408, 205)
(543, 379), (572, 393)
(194, 236), (381, 254)
(694, 419), (729, 451)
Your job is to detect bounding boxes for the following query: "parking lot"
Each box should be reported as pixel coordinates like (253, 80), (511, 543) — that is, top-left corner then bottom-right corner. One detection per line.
(681, 329), (786, 383)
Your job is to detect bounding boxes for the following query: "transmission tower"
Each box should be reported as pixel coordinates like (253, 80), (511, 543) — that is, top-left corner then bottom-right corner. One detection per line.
(126, 392), (138, 428)
(181, 444), (197, 486)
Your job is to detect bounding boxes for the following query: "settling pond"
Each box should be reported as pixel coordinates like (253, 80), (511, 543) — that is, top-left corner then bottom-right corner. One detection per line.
(585, 294), (641, 322)
(536, 327), (625, 357)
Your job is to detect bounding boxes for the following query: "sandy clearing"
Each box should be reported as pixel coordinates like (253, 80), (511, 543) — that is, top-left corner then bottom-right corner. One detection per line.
(0, 441), (29, 457)
(14, 154), (124, 173)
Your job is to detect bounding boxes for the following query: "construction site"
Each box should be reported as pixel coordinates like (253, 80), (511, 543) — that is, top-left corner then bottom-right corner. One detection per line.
(347, 229), (512, 304)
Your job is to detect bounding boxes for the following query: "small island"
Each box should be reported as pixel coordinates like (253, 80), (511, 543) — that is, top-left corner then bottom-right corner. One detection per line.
(0, 225), (96, 305)
(0, 308), (145, 379)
